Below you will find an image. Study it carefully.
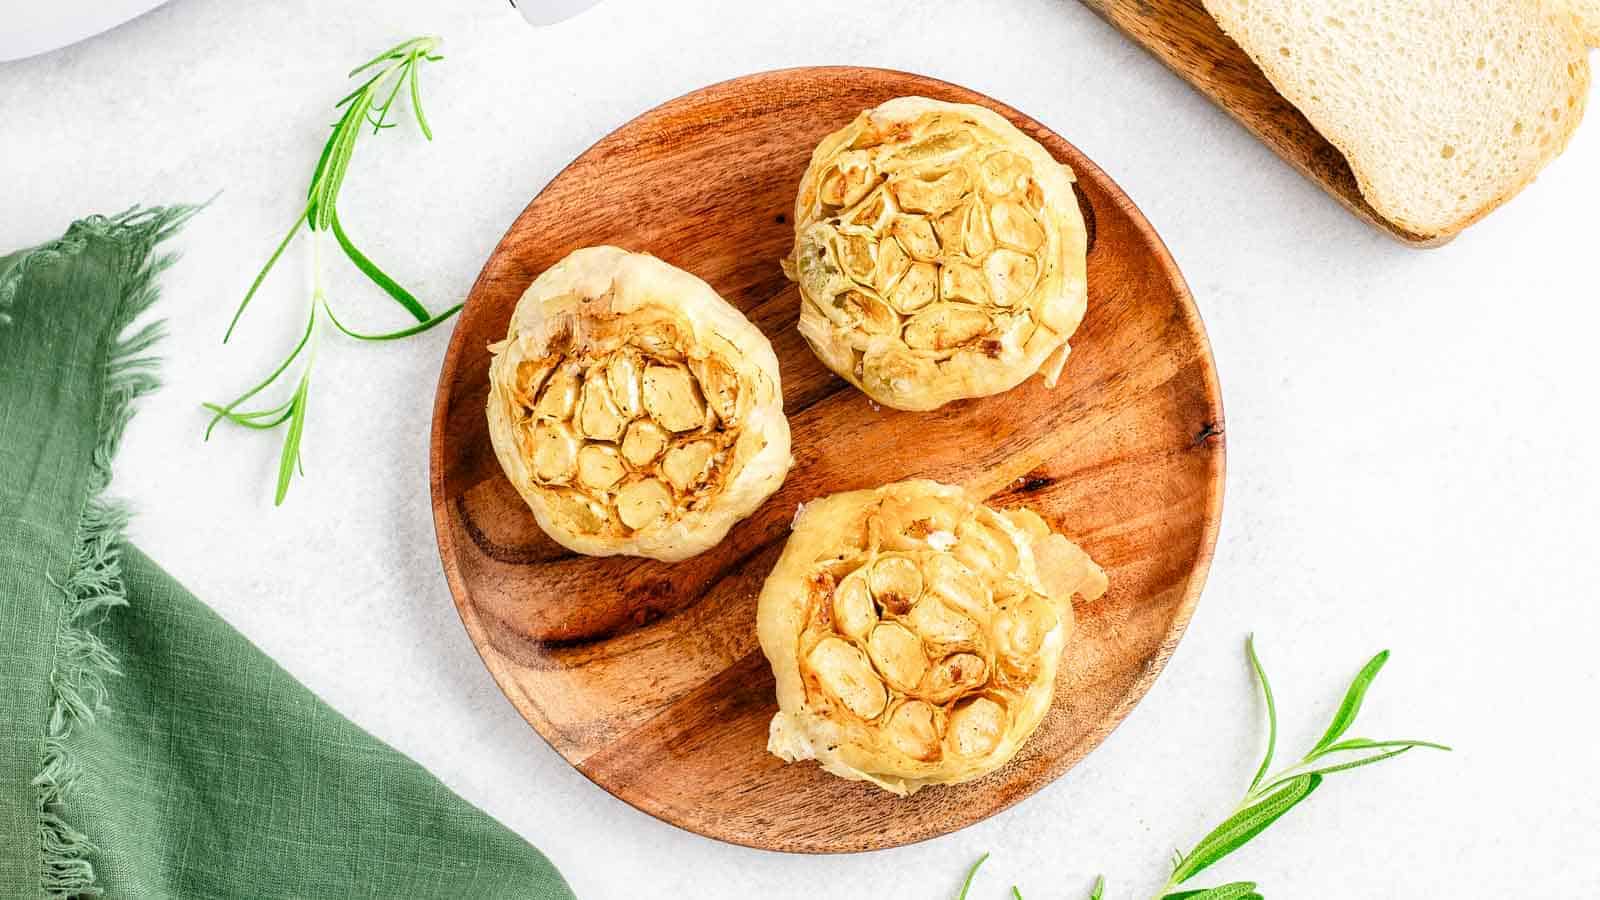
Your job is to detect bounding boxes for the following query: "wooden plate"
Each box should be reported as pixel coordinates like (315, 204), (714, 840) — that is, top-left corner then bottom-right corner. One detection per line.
(430, 67), (1224, 853)
(1077, 0), (1447, 247)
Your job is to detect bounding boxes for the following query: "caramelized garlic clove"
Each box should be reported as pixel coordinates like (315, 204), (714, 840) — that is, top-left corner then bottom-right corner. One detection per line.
(992, 594), (1059, 668)
(819, 150), (874, 208)
(614, 478), (674, 531)
(873, 237), (911, 295)
(620, 419), (667, 467)
(919, 652), (987, 704)
(904, 302), (991, 351)
(946, 696), (1006, 758)
(890, 214), (941, 261)
(984, 249), (1039, 308)
(809, 637), (888, 720)
(924, 553), (993, 622)
(642, 364), (706, 432)
(867, 621), (929, 692)
(868, 554), (924, 614)
(576, 376), (627, 441)
(979, 150), (1031, 197)
(844, 185), (896, 233)
(576, 444), (626, 491)
(513, 357), (558, 409)
(694, 357), (743, 427)
(989, 200), (1045, 251)
(836, 231), (877, 283)
(891, 128), (977, 168)
(832, 573), (879, 641)
(938, 262), (990, 305)
(533, 362), (581, 420)
(605, 351), (644, 418)
(838, 290), (900, 336)
(530, 421), (580, 484)
(963, 201), (996, 257)
(955, 513), (1021, 577)
(906, 596), (981, 649)
(661, 440), (716, 492)
(891, 168), (969, 216)
(887, 262), (939, 314)
(860, 348), (940, 413)
(885, 700), (941, 761)
(932, 202), (969, 251)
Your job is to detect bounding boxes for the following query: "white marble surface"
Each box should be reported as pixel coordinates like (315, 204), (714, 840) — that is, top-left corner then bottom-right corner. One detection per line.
(4, 1), (1599, 896)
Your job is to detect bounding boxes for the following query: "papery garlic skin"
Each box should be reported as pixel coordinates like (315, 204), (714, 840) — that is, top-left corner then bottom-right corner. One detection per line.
(783, 97), (1089, 411)
(487, 246), (791, 561)
(758, 479), (1107, 796)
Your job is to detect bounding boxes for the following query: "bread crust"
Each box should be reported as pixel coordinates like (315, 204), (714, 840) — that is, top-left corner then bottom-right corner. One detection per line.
(1204, 0), (1591, 238)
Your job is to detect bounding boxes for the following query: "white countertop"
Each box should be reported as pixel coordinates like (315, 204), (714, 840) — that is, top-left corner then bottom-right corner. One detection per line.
(5, 1), (1599, 896)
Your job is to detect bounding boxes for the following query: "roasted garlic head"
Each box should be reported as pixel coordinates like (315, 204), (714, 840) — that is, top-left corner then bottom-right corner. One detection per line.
(784, 97), (1089, 411)
(757, 479), (1107, 795)
(487, 246), (792, 561)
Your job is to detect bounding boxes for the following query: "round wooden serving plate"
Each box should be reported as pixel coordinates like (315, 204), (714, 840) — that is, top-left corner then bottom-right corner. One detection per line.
(430, 67), (1224, 853)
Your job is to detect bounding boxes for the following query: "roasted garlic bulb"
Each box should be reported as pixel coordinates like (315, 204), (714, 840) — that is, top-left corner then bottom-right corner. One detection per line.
(757, 480), (1107, 795)
(783, 97), (1090, 411)
(486, 246), (792, 561)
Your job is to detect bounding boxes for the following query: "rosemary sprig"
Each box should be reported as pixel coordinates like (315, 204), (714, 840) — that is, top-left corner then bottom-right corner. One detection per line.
(953, 637), (1448, 899)
(205, 36), (460, 504)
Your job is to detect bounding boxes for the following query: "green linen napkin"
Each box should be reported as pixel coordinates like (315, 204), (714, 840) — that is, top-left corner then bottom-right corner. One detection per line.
(0, 208), (576, 899)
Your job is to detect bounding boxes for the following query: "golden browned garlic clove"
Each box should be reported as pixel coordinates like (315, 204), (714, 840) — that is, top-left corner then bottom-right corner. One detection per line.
(486, 246), (792, 562)
(784, 97), (1090, 411)
(757, 479), (1107, 796)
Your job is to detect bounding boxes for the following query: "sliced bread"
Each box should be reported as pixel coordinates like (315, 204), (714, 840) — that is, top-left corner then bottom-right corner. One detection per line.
(1203, 0), (1594, 238)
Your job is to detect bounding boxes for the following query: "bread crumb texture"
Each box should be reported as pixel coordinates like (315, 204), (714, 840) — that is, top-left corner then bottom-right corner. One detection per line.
(1568, 0), (1600, 45)
(1204, 0), (1594, 237)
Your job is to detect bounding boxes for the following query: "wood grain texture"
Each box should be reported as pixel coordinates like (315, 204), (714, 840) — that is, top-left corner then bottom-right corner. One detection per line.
(429, 67), (1225, 852)
(1076, 0), (1450, 248)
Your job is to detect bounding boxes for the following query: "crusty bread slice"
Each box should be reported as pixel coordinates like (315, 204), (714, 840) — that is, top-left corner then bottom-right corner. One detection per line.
(1203, 0), (1593, 238)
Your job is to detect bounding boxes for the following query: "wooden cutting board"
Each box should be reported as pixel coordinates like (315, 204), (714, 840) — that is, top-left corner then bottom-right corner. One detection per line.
(1077, 0), (1448, 248)
(430, 66), (1224, 852)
